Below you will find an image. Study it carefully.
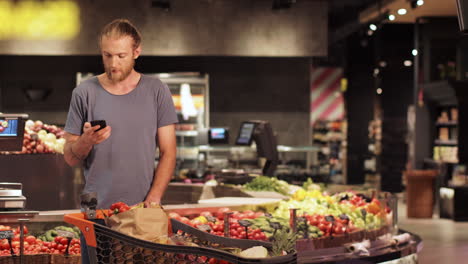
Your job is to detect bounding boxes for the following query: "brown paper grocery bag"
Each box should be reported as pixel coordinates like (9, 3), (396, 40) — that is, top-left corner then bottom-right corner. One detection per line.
(106, 207), (168, 242)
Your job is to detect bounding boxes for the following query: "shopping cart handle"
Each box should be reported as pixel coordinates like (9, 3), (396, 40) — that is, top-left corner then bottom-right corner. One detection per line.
(63, 213), (98, 248)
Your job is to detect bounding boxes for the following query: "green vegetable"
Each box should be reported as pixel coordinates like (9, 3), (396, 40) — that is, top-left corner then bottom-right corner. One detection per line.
(243, 176), (290, 195)
(45, 230), (58, 242)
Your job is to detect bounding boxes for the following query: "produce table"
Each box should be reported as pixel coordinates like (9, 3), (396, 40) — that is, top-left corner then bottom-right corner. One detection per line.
(1, 204), (421, 264)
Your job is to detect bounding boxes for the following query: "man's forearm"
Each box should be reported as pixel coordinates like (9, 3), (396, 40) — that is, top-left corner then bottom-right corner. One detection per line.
(146, 151), (176, 203)
(64, 137), (93, 166)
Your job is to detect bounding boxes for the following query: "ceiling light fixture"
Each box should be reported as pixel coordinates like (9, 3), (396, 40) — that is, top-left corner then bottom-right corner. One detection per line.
(397, 8), (407, 15)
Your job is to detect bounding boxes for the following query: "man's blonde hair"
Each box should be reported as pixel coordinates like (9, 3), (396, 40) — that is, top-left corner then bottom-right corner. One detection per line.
(99, 19), (142, 49)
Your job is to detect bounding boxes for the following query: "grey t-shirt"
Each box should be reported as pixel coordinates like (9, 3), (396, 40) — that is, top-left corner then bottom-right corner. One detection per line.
(64, 75), (178, 209)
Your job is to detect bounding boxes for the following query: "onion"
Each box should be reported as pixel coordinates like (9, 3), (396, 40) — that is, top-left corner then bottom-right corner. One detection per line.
(34, 120), (43, 128)
(25, 120), (34, 129)
(36, 144), (44, 153)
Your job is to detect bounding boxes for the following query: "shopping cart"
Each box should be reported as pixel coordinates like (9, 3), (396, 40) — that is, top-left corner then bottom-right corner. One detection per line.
(64, 211), (297, 264)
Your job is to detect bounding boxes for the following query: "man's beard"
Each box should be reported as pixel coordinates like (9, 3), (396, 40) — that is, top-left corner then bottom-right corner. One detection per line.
(104, 60), (134, 82)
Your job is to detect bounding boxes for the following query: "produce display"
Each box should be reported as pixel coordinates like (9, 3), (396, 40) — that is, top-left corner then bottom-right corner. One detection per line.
(242, 176), (291, 195)
(0, 224), (81, 256)
(167, 188), (392, 249)
(3, 119), (66, 154)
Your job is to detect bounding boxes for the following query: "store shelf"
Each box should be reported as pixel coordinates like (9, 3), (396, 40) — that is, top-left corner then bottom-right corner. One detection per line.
(423, 80), (457, 106)
(434, 139), (458, 146)
(436, 121), (458, 127)
(424, 158), (458, 165)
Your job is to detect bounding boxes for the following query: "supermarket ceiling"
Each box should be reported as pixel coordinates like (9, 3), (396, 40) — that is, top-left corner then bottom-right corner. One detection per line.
(359, 0), (458, 24)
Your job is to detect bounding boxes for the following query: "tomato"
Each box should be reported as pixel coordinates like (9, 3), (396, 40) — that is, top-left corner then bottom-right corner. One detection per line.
(54, 236), (63, 244)
(168, 212), (182, 220)
(11, 241), (19, 248)
(243, 210), (255, 219)
(25, 235), (36, 245)
(229, 230), (238, 237)
(333, 226), (345, 235)
(190, 219), (203, 227)
(57, 244), (65, 251)
(208, 258), (219, 264)
(50, 242), (58, 249)
(59, 238), (69, 245)
(12, 234), (20, 242)
(14, 226), (28, 235)
(254, 212), (264, 218)
(200, 211), (213, 218)
(216, 207), (231, 220)
(0, 225), (11, 231)
(180, 217), (191, 225)
(0, 240), (10, 250)
(70, 238), (80, 245)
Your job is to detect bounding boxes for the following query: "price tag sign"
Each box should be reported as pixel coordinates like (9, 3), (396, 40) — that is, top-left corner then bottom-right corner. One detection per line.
(238, 219), (252, 227)
(205, 216), (217, 223)
(325, 215), (335, 222)
(0, 230), (14, 239)
(361, 209), (367, 219)
(339, 214), (350, 221)
(197, 224), (212, 232)
(57, 230), (75, 239)
(269, 221), (282, 230)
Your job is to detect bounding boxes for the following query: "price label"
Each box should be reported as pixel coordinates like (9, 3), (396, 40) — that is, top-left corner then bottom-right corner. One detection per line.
(269, 221), (282, 230)
(325, 215), (335, 222)
(197, 224), (212, 232)
(361, 209), (367, 219)
(238, 220), (252, 227)
(0, 230), (14, 239)
(205, 216), (217, 223)
(57, 230), (76, 239)
(339, 214), (350, 221)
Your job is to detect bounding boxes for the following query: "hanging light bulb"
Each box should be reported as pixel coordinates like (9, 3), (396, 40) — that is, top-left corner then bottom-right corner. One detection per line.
(397, 8), (407, 15)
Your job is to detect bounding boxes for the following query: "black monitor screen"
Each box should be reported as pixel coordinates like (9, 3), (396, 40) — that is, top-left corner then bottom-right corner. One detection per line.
(235, 122), (256, 145)
(208, 127), (229, 144)
(0, 118), (19, 136)
(0, 114), (28, 151)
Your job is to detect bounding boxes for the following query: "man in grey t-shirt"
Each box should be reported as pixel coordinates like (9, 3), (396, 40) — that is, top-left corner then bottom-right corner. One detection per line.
(63, 19), (178, 210)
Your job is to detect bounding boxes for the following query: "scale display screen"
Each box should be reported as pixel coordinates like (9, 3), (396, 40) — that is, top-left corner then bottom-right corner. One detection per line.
(0, 118), (19, 136)
(235, 122), (256, 145)
(208, 127), (229, 144)
(0, 114), (28, 151)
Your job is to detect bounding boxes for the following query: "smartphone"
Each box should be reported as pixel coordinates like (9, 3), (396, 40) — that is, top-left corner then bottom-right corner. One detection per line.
(90, 120), (107, 132)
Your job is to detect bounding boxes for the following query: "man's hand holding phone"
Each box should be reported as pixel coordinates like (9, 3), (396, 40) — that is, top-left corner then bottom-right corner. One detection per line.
(81, 120), (111, 146)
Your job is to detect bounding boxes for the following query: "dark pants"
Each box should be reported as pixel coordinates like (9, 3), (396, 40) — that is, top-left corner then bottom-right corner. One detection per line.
(80, 219), (106, 264)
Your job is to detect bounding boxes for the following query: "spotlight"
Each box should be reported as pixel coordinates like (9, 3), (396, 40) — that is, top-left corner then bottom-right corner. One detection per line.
(152, 0), (170, 11)
(412, 49), (418, 56)
(272, 0), (296, 10)
(388, 14), (396, 21)
(379, 61), (387, 67)
(369, 24), (377, 31)
(404, 60), (413, 66)
(397, 8), (407, 15)
(410, 0), (424, 9)
(377, 88), (383, 95)
(367, 30), (374, 36)
(373, 68), (380, 77)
